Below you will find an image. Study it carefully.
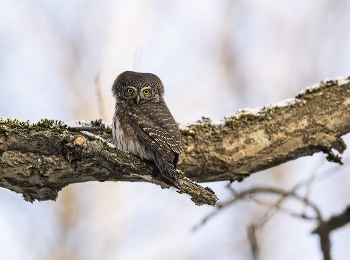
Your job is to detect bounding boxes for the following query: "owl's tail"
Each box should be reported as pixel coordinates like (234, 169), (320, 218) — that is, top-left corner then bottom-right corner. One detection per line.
(162, 172), (182, 190)
(154, 154), (182, 190)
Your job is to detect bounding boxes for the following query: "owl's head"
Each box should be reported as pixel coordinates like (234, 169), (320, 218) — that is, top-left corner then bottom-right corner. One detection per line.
(112, 71), (165, 105)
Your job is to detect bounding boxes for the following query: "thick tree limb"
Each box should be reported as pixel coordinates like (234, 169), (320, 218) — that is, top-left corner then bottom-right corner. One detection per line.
(0, 128), (217, 206)
(0, 76), (350, 206)
(179, 76), (350, 182)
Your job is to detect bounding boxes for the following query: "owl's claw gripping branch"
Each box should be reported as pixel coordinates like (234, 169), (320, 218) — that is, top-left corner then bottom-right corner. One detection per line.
(1, 76), (350, 207)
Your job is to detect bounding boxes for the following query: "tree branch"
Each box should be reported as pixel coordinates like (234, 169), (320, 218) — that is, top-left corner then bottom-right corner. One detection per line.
(313, 206), (350, 234)
(312, 206), (350, 260)
(179, 77), (350, 182)
(0, 125), (217, 206)
(0, 76), (349, 206)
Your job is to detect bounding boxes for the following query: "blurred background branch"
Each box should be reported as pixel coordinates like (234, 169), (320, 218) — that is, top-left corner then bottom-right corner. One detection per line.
(195, 157), (350, 260)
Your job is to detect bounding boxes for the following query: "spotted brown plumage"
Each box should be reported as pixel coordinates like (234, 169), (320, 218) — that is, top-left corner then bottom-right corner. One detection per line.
(112, 71), (183, 189)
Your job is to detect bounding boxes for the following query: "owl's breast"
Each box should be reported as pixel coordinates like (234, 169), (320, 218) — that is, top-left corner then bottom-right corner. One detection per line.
(112, 112), (154, 161)
(112, 115), (125, 150)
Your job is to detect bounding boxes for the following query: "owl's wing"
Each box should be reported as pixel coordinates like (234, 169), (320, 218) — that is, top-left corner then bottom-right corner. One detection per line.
(127, 101), (183, 158)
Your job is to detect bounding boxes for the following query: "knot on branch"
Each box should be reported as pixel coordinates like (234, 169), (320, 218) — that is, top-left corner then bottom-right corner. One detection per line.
(311, 135), (346, 165)
(60, 135), (87, 170)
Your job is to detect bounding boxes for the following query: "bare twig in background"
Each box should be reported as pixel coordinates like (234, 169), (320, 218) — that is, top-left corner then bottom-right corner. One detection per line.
(312, 206), (350, 260)
(249, 197), (316, 221)
(193, 186), (323, 231)
(254, 162), (328, 229)
(247, 224), (260, 260)
(51, 187), (80, 260)
(300, 159), (325, 217)
(250, 162), (350, 260)
(313, 207), (350, 235)
(219, 1), (247, 103)
(197, 158), (350, 260)
(95, 72), (107, 121)
(222, 187), (322, 222)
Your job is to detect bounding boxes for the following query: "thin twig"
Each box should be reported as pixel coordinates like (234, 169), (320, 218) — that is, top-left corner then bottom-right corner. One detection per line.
(247, 224), (259, 260)
(249, 197), (316, 221)
(219, 187), (323, 222)
(94, 72), (106, 121)
(193, 186), (323, 231)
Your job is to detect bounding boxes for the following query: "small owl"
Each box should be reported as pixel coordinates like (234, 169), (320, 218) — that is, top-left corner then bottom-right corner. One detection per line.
(112, 71), (183, 189)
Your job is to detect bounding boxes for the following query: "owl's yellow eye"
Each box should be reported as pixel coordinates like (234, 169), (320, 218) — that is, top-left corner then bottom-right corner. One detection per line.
(143, 89), (150, 95)
(127, 88), (134, 94)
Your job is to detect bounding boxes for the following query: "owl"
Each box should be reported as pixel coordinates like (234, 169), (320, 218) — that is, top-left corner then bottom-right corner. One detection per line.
(111, 71), (183, 189)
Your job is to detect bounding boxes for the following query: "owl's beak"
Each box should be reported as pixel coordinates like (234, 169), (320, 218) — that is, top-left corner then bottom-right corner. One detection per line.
(136, 95), (140, 105)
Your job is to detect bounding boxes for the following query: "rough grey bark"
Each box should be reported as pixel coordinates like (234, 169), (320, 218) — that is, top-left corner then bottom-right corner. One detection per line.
(179, 77), (350, 182)
(0, 130), (217, 206)
(0, 76), (349, 206)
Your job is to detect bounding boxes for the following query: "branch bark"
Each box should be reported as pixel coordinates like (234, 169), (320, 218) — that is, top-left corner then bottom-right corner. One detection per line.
(179, 77), (350, 182)
(0, 76), (349, 206)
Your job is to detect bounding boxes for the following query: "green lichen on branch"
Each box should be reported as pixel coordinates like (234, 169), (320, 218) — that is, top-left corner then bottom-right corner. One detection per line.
(67, 127), (80, 132)
(0, 117), (114, 137)
(296, 78), (348, 99)
(0, 117), (115, 150)
(105, 125), (112, 134)
(60, 134), (72, 145)
(225, 110), (256, 126)
(179, 128), (196, 138)
(177, 169), (187, 179)
(0, 117), (67, 133)
(177, 169), (202, 189)
(91, 118), (103, 127)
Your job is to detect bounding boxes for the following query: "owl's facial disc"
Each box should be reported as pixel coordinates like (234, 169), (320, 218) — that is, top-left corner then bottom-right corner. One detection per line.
(121, 85), (155, 105)
(123, 86), (137, 103)
(139, 87), (153, 103)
